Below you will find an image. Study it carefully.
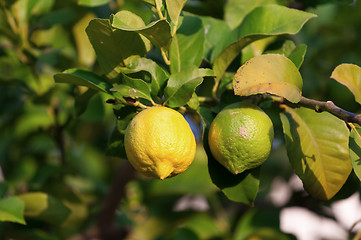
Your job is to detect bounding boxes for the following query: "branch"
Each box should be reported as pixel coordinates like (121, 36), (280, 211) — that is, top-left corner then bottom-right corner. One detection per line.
(277, 95), (361, 126)
(95, 160), (135, 240)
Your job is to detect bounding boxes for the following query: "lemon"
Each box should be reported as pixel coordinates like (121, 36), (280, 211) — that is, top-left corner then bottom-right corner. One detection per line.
(208, 102), (274, 174)
(124, 107), (196, 179)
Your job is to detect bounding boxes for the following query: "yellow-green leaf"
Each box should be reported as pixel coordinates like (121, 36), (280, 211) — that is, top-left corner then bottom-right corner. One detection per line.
(280, 106), (352, 200)
(233, 54), (303, 103)
(18, 192), (71, 225)
(349, 126), (361, 181)
(331, 63), (361, 104)
(0, 197), (25, 224)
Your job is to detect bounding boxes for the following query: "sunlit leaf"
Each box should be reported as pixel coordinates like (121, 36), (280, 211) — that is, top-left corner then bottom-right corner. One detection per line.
(72, 13), (96, 67)
(77, 0), (111, 7)
(119, 57), (169, 96)
(241, 37), (276, 64)
(264, 40), (307, 69)
(54, 69), (112, 95)
(280, 106), (352, 200)
(331, 63), (361, 104)
(164, 67), (214, 107)
(349, 126), (361, 180)
(15, 0), (54, 22)
(169, 15), (205, 73)
(239, 5), (317, 37)
(187, 92), (200, 110)
(213, 4), (316, 89)
(198, 107), (260, 205)
(165, 0), (187, 26)
(18, 192), (71, 225)
(233, 54), (303, 103)
(86, 18), (147, 79)
(0, 197), (25, 224)
(224, 0), (277, 29)
(111, 11), (171, 51)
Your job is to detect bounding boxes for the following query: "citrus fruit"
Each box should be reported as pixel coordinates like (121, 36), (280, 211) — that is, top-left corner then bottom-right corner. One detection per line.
(124, 106), (196, 179)
(208, 102), (274, 174)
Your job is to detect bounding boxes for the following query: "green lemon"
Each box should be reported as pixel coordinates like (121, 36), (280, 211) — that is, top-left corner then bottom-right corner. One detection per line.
(208, 102), (274, 174)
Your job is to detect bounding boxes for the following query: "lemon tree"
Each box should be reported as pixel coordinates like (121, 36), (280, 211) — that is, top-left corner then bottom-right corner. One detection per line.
(124, 106), (196, 180)
(208, 102), (274, 175)
(52, 0), (359, 205)
(2, 0), (361, 239)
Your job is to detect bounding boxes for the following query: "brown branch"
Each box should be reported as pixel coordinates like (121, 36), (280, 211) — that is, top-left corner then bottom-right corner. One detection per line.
(95, 160), (135, 240)
(278, 96), (361, 126)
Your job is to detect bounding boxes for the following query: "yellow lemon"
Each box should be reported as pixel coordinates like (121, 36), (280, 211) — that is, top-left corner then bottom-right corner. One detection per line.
(124, 107), (196, 179)
(208, 102), (274, 174)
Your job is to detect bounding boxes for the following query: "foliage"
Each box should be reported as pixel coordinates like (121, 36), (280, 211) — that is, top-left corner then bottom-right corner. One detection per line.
(0, 0), (360, 239)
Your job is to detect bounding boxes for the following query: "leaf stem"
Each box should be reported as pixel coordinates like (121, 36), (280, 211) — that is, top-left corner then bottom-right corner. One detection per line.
(273, 95), (361, 126)
(160, 48), (171, 65)
(211, 78), (220, 101)
(134, 100), (151, 109)
(171, 21), (178, 37)
(155, 1), (164, 19)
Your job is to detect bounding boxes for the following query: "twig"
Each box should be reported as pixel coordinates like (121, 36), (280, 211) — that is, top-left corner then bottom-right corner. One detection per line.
(95, 161), (135, 240)
(271, 95), (361, 126)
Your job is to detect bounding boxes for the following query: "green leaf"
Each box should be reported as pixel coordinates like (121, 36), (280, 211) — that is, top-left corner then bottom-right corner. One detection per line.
(280, 106), (352, 200)
(16, 0), (54, 22)
(111, 12), (172, 51)
(265, 41), (307, 69)
(119, 57), (169, 96)
(106, 106), (137, 158)
(233, 208), (293, 240)
(111, 74), (153, 102)
(331, 63), (361, 104)
(287, 44), (307, 69)
(187, 92), (200, 110)
(165, 0), (187, 26)
(86, 18), (147, 79)
(169, 15), (205, 73)
(224, 0), (278, 29)
(213, 4), (316, 89)
(233, 54), (303, 103)
(239, 5), (317, 37)
(77, 0), (110, 6)
(241, 37), (276, 64)
(54, 69), (112, 95)
(18, 192), (71, 225)
(200, 16), (233, 61)
(349, 127), (361, 181)
(0, 197), (25, 224)
(164, 67), (214, 108)
(198, 107), (260, 205)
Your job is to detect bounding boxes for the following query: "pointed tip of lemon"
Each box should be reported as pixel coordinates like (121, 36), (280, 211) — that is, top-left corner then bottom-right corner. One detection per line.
(156, 162), (174, 180)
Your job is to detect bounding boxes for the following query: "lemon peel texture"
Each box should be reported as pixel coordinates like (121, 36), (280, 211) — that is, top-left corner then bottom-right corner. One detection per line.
(208, 102), (274, 174)
(125, 107), (196, 179)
